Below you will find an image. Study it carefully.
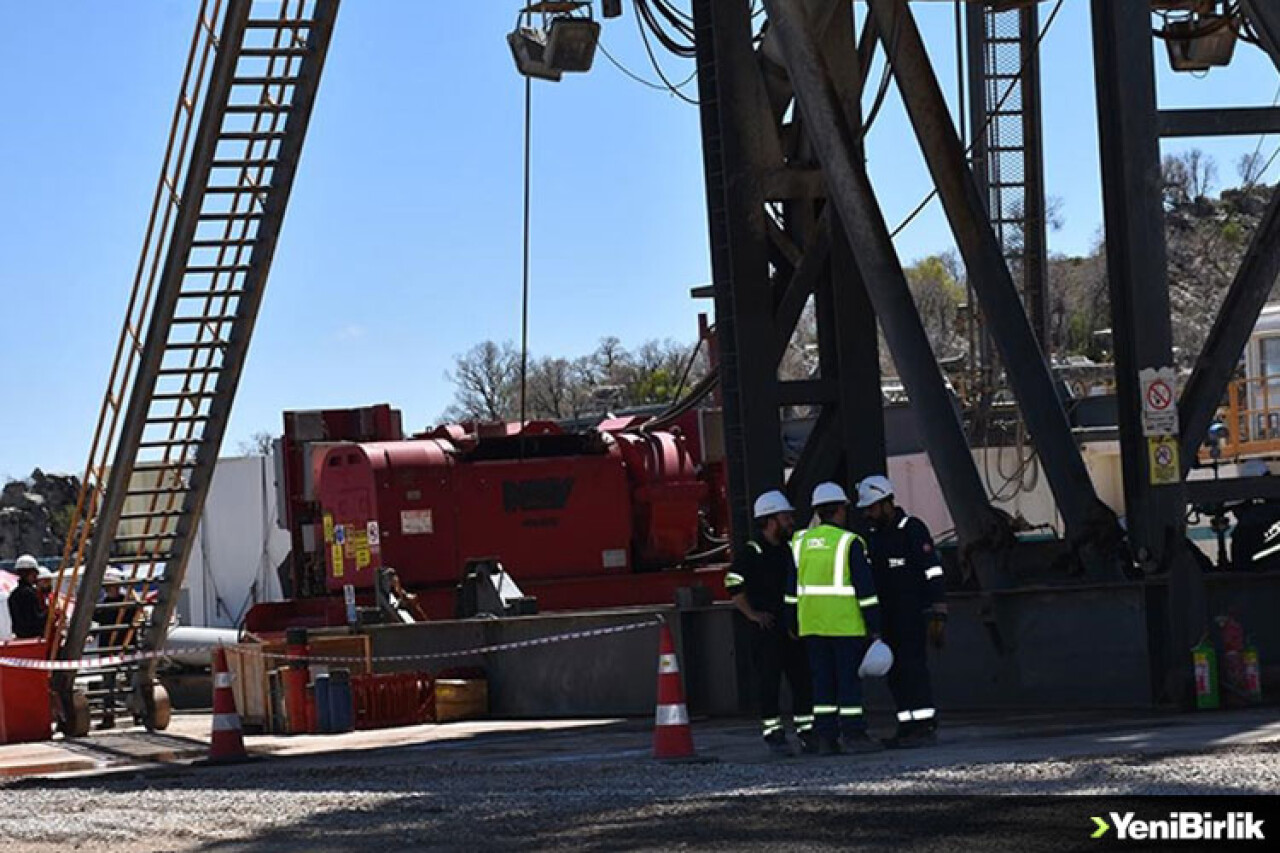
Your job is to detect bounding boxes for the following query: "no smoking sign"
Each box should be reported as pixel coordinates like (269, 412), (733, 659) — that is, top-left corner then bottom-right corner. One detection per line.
(1140, 366), (1179, 437)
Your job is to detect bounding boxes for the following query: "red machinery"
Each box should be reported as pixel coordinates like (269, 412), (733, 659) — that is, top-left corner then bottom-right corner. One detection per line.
(249, 405), (729, 629)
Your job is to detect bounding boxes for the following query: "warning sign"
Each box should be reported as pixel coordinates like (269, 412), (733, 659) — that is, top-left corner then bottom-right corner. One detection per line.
(1140, 366), (1179, 436)
(331, 543), (345, 578)
(1148, 436), (1181, 485)
(323, 513), (334, 544)
(366, 521), (381, 548)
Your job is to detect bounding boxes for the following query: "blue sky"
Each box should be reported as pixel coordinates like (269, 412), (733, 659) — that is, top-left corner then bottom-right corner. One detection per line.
(0, 1), (1276, 479)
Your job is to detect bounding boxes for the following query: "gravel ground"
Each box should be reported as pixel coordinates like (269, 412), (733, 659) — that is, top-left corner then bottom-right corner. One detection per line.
(3, 740), (1278, 852)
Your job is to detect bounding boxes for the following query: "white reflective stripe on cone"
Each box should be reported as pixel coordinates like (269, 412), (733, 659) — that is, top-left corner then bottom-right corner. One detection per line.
(658, 653), (680, 674)
(214, 672), (234, 689)
(813, 705), (838, 714)
(656, 703), (689, 726)
(897, 710), (913, 722)
(912, 708), (936, 720)
(212, 713), (242, 732)
(838, 707), (863, 716)
(924, 566), (944, 579)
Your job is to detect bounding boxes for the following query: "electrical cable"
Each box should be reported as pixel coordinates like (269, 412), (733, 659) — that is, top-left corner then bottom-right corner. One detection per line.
(889, 0), (1066, 239)
(598, 40), (697, 93)
(635, 1), (699, 104)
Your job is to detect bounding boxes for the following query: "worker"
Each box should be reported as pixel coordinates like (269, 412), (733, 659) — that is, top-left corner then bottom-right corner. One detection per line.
(857, 475), (946, 747)
(7, 554), (48, 640)
(725, 490), (815, 756)
(788, 482), (882, 755)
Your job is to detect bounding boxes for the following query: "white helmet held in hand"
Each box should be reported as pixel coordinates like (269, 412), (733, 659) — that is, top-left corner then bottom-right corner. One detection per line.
(753, 490), (795, 519)
(811, 482), (849, 508)
(856, 475), (895, 509)
(859, 638), (894, 678)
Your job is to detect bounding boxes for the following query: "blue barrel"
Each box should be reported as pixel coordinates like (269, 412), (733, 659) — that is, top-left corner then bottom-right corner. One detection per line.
(328, 668), (354, 733)
(314, 673), (332, 733)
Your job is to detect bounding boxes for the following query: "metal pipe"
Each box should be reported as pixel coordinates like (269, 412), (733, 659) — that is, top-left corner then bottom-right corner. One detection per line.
(867, 0), (1120, 577)
(761, 0), (1010, 587)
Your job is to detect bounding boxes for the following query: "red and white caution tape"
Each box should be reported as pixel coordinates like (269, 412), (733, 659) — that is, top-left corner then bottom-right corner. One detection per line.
(0, 617), (664, 671)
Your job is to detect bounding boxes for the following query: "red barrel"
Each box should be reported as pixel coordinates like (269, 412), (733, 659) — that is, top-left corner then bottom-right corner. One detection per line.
(0, 639), (52, 744)
(284, 627), (311, 734)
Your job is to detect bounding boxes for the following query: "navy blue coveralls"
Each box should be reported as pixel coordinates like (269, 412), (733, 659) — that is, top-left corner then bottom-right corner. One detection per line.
(862, 508), (946, 734)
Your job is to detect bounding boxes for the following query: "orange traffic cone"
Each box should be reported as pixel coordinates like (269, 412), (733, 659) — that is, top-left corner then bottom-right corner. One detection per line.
(653, 621), (696, 760)
(208, 645), (248, 763)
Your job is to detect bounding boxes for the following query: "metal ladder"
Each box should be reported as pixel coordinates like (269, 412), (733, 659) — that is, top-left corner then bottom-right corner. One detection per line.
(48, 0), (339, 731)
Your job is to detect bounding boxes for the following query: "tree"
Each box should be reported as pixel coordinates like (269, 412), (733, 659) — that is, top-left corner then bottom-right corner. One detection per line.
(1162, 149), (1217, 208)
(442, 340), (518, 421)
(905, 255), (964, 358)
(237, 431), (275, 456)
(527, 356), (593, 420)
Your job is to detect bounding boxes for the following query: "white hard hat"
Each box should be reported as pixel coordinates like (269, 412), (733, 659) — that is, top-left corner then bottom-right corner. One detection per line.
(811, 482), (849, 507)
(36, 566), (56, 580)
(856, 475), (895, 509)
(14, 554), (40, 573)
(753, 490), (795, 519)
(858, 638), (895, 678)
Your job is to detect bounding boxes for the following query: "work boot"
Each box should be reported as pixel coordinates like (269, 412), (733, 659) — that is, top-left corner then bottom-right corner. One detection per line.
(817, 736), (843, 756)
(798, 730), (820, 755)
(840, 731), (883, 754)
(764, 731), (794, 757)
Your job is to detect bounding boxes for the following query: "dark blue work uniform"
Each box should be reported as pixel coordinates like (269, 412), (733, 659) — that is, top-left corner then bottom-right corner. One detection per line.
(725, 540), (814, 741)
(862, 508), (946, 734)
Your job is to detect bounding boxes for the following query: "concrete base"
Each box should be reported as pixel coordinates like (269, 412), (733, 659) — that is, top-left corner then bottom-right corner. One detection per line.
(357, 571), (1280, 718)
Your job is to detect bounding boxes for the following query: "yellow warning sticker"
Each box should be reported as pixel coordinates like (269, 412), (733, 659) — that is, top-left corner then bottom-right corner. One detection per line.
(331, 543), (344, 578)
(323, 514), (334, 544)
(1148, 436), (1180, 485)
(355, 547), (371, 570)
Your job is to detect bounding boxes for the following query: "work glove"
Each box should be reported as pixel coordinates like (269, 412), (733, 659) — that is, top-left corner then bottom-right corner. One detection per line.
(928, 610), (947, 649)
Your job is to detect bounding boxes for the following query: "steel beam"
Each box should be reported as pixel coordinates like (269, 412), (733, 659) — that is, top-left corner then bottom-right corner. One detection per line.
(761, 0), (1010, 588)
(1186, 475), (1280, 505)
(1179, 186), (1280, 469)
(1158, 107), (1280, 138)
(1092, 0), (1204, 704)
(1241, 0), (1280, 74)
(692, 0), (785, 543)
(868, 0), (1121, 578)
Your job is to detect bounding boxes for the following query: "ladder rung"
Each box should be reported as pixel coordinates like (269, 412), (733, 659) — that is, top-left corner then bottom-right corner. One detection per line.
(246, 18), (314, 29)
(203, 186), (268, 195)
(124, 486), (184, 496)
(144, 413), (210, 422)
(156, 366), (222, 376)
(211, 159), (278, 168)
(231, 76), (300, 86)
(238, 47), (310, 58)
(218, 131), (288, 140)
(151, 390), (217, 400)
(164, 342), (226, 351)
(198, 212), (263, 221)
(185, 264), (252, 274)
(103, 556), (173, 567)
(177, 289), (246, 300)
(136, 440), (203, 450)
(170, 316), (238, 326)
(224, 103), (292, 114)
(119, 509), (186, 520)
(191, 238), (255, 247)
(114, 533), (180, 544)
